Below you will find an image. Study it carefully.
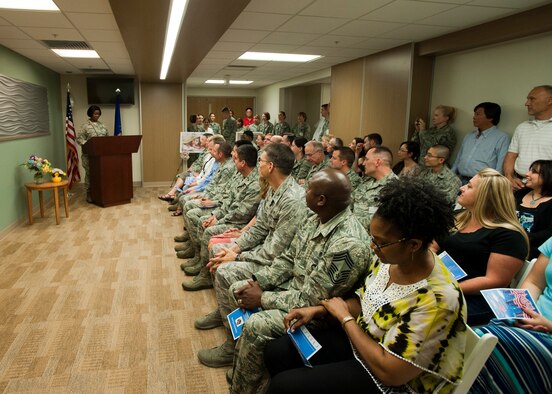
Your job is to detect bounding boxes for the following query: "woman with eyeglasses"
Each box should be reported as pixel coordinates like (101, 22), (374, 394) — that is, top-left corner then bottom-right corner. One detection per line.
(514, 160), (552, 259)
(439, 168), (529, 326)
(392, 140), (421, 177)
(263, 177), (467, 394)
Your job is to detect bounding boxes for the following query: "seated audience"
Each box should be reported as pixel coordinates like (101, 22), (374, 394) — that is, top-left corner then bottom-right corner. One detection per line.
(392, 140), (421, 177)
(255, 133), (265, 151)
(472, 234), (552, 394)
(290, 136), (311, 181)
(352, 146), (397, 230)
(273, 111), (291, 135)
(226, 168), (370, 393)
(326, 136), (343, 158)
(412, 105), (457, 163)
(420, 144), (461, 207)
(349, 137), (366, 175)
(281, 133), (294, 147)
(440, 168), (528, 325)
(264, 177), (466, 394)
(364, 132), (382, 148)
(452, 102), (509, 184)
(514, 160), (552, 259)
(329, 146), (361, 189)
(291, 111), (310, 138)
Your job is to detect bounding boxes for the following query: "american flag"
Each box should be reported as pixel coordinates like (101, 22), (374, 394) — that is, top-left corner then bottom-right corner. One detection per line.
(65, 89), (80, 189)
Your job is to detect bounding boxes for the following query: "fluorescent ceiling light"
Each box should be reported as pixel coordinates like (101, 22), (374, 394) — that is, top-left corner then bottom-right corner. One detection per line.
(205, 80), (225, 84)
(52, 49), (100, 58)
(0, 0), (59, 10)
(160, 0), (189, 80)
(238, 52), (322, 62)
(230, 80), (253, 85)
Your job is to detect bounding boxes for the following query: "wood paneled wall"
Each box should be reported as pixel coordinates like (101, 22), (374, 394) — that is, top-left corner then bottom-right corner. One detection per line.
(141, 83), (183, 183)
(331, 44), (434, 164)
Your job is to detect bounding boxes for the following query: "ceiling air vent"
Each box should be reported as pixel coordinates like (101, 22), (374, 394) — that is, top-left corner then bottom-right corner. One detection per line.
(79, 69), (113, 74)
(42, 40), (92, 50)
(224, 65), (256, 71)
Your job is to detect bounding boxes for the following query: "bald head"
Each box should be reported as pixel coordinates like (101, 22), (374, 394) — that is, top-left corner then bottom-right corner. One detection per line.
(307, 168), (352, 216)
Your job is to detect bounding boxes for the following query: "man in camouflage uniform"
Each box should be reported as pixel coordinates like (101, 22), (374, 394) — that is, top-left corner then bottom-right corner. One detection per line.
(329, 146), (362, 190)
(291, 111), (310, 137)
(175, 140), (235, 248)
(420, 145), (461, 207)
(193, 144), (307, 365)
(180, 144), (261, 290)
(352, 146), (397, 231)
(221, 107), (237, 145)
(299, 141), (329, 185)
(228, 169), (371, 393)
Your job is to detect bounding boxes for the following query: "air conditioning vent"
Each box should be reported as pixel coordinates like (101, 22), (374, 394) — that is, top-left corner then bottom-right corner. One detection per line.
(225, 65), (256, 71)
(79, 69), (113, 74)
(42, 40), (92, 50)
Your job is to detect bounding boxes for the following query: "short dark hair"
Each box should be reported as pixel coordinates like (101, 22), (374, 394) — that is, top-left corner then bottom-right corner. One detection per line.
(243, 129), (254, 140)
(283, 133), (295, 144)
(474, 102), (501, 125)
(530, 160), (552, 196)
(321, 104), (329, 110)
(264, 143), (295, 176)
(189, 114), (197, 123)
(369, 146), (393, 166)
(368, 133), (383, 146)
(87, 105), (101, 118)
(335, 146), (355, 168)
(353, 137), (364, 145)
(216, 141), (232, 158)
(400, 140), (420, 162)
(246, 107), (253, 112)
(263, 112), (271, 120)
(375, 177), (455, 248)
(237, 144), (258, 167)
(298, 111), (307, 121)
(279, 111), (286, 118)
(293, 136), (308, 155)
(203, 133), (213, 138)
(221, 107), (230, 113)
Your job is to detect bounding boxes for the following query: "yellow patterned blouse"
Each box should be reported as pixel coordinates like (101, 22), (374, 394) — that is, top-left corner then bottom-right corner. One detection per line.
(354, 253), (467, 393)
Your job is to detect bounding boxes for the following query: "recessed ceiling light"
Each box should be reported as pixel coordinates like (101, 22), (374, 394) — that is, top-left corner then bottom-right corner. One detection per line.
(52, 49), (100, 58)
(238, 52), (322, 62)
(205, 80), (225, 84)
(229, 80), (253, 85)
(160, 0), (189, 80)
(0, 0), (59, 11)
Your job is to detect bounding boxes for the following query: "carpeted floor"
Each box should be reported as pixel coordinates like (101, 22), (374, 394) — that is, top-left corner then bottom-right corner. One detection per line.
(0, 186), (229, 393)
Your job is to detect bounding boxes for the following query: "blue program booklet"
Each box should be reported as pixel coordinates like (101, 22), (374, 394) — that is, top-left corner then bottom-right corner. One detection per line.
(227, 307), (261, 340)
(438, 251), (467, 281)
(287, 325), (322, 367)
(481, 288), (540, 320)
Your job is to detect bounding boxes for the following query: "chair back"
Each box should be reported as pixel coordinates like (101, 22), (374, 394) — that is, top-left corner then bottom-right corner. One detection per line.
(510, 258), (537, 288)
(452, 326), (498, 394)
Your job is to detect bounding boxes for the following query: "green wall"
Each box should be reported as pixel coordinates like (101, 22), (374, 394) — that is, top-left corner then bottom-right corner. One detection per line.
(0, 45), (63, 232)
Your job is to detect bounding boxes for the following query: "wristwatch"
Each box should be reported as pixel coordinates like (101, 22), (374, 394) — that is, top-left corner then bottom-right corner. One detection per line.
(235, 253), (241, 261)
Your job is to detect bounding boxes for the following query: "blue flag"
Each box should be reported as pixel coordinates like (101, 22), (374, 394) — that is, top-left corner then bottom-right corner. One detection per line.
(114, 90), (122, 136)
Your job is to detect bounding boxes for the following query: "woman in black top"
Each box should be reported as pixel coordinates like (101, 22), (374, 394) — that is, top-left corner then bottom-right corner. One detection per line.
(514, 160), (552, 259)
(440, 168), (528, 325)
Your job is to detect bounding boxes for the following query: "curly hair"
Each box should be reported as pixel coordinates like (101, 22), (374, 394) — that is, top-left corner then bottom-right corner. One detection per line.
(375, 177), (455, 248)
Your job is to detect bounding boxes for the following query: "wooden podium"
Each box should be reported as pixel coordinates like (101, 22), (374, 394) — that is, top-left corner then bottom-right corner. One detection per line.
(82, 135), (142, 207)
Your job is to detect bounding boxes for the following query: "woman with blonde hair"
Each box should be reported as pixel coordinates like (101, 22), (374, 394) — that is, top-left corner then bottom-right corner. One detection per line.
(439, 168), (529, 325)
(412, 104), (457, 163)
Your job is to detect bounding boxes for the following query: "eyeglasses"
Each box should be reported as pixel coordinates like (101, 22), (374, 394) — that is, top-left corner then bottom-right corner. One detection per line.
(424, 153), (443, 159)
(258, 158), (272, 165)
(370, 237), (406, 253)
(305, 151), (322, 157)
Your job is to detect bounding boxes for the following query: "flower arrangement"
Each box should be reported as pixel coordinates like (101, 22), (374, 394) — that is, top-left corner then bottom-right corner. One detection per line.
(22, 155), (53, 183)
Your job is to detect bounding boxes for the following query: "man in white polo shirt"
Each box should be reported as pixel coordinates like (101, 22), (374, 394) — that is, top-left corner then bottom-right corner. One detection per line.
(504, 85), (552, 189)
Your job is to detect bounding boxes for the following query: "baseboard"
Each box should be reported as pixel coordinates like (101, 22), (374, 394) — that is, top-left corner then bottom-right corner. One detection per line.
(0, 194), (58, 241)
(142, 181), (172, 188)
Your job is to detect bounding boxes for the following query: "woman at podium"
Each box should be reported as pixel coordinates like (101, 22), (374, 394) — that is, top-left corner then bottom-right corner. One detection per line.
(77, 105), (109, 203)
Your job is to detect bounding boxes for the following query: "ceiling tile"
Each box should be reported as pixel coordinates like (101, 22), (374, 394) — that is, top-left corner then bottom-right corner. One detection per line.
(109, 65), (134, 74)
(0, 26), (31, 40)
(230, 12), (292, 31)
(467, 0), (544, 6)
(65, 57), (109, 69)
(0, 38), (45, 50)
(54, 0), (113, 13)
(19, 26), (84, 40)
(65, 12), (118, 30)
(212, 41), (254, 52)
(0, 10), (72, 28)
(0, 16), (9, 26)
(330, 20), (404, 37)
(250, 43), (301, 53)
(204, 51), (242, 61)
(349, 37), (409, 50)
(420, 5), (518, 27)
(220, 29), (270, 43)
(361, 0), (457, 23)
(89, 41), (127, 53)
(300, 0), (393, 18)
(244, 0), (314, 14)
(262, 31), (319, 45)
(307, 34), (368, 48)
(277, 15), (348, 34)
(80, 29), (123, 42)
(381, 24), (455, 40)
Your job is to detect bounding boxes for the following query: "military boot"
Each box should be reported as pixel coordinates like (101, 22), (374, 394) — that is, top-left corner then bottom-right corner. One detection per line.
(194, 308), (223, 330)
(197, 340), (235, 368)
(174, 231), (189, 242)
(226, 368), (233, 385)
(176, 246), (195, 259)
(182, 268), (213, 291)
(168, 203), (178, 211)
(174, 242), (191, 252)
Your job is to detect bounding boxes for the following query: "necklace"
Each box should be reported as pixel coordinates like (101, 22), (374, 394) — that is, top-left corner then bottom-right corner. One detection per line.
(530, 191), (545, 205)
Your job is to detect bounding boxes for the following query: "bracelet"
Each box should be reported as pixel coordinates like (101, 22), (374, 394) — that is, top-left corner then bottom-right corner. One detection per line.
(341, 315), (355, 327)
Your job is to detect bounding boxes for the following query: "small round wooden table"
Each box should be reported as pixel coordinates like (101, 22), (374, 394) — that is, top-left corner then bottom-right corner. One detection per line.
(25, 180), (69, 225)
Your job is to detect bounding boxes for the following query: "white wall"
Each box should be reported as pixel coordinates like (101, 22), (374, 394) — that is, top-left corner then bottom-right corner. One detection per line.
(431, 32), (552, 159)
(60, 75), (142, 182)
